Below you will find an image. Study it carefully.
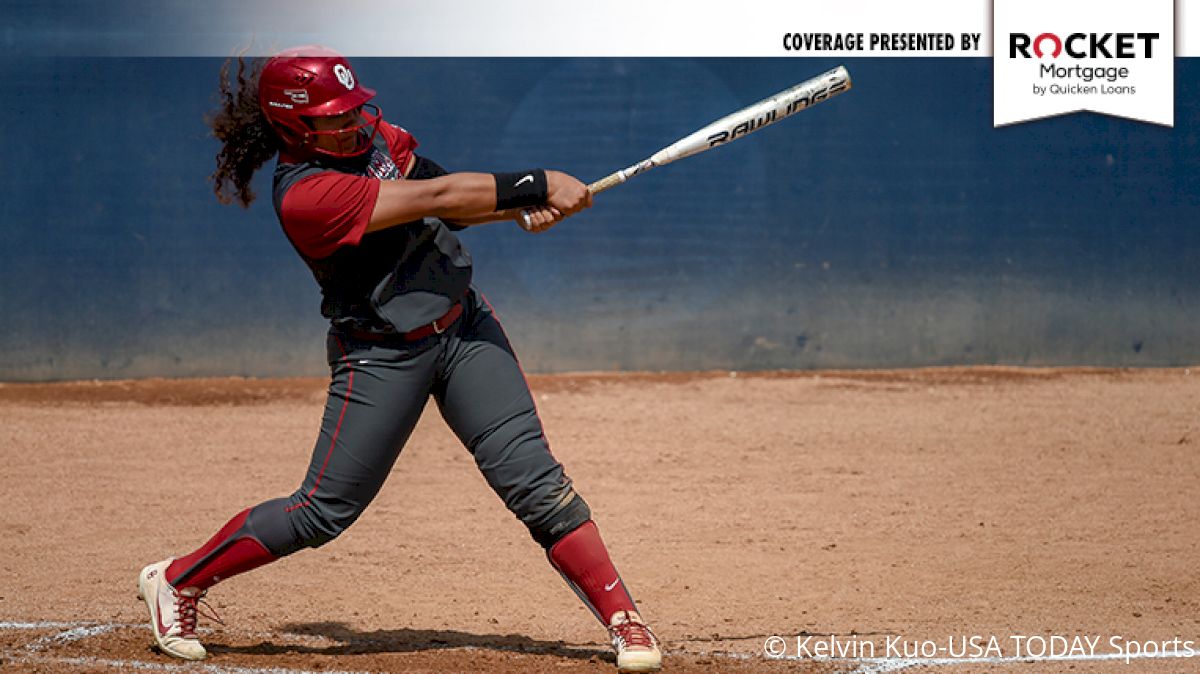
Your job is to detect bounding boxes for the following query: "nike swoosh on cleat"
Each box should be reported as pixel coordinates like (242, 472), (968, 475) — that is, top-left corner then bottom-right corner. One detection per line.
(155, 598), (172, 636)
(514, 175), (534, 187)
(604, 578), (620, 592)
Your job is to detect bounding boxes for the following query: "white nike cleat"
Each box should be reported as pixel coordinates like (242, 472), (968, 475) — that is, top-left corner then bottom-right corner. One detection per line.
(136, 559), (209, 660)
(607, 610), (662, 673)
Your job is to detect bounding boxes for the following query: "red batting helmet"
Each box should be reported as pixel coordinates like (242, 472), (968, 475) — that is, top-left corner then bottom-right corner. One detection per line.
(258, 45), (381, 158)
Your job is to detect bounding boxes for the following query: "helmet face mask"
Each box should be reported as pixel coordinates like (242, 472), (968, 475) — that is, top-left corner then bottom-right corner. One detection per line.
(258, 45), (379, 159)
(302, 103), (383, 158)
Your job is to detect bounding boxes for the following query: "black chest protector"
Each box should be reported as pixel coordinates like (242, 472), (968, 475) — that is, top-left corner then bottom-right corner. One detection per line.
(272, 136), (472, 334)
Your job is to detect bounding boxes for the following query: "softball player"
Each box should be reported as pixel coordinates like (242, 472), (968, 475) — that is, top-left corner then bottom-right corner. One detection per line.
(136, 46), (661, 673)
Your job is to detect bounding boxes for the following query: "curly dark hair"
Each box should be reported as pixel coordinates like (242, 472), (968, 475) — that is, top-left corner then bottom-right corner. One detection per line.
(207, 56), (279, 208)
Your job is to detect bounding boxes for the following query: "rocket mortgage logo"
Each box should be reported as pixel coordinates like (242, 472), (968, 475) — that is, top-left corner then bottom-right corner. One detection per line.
(993, 0), (1174, 127)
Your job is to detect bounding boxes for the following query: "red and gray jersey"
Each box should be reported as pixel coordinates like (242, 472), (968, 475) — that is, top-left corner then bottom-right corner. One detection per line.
(271, 121), (472, 334)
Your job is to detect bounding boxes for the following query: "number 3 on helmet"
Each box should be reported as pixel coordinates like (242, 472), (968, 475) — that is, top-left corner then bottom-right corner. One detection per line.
(258, 45), (381, 158)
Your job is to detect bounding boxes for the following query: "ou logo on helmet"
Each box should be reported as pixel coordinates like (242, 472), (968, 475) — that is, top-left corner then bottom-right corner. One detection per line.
(333, 63), (355, 90)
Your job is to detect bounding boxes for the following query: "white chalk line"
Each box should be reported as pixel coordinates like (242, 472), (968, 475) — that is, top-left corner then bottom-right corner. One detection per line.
(0, 620), (83, 630)
(1, 620), (375, 674)
(0, 619), (598, 673)
(16, 654), (377, 674)
(2, 619), (348, 647)
(25, 622), (126, 650)
(11, 618), (1197, 673)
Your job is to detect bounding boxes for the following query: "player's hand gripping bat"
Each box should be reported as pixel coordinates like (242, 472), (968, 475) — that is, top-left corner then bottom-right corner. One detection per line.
(520, 65), (852, 231)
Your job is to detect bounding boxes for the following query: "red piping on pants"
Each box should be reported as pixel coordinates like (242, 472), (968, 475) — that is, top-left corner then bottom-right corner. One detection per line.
(286, 335), (354, 513)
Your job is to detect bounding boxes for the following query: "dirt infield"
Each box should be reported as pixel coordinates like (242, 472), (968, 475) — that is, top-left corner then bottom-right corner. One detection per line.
(1, 367), (1198, 673)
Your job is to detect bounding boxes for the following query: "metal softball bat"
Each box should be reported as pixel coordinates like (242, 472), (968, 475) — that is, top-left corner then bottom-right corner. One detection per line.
(587, 65), (852, 195)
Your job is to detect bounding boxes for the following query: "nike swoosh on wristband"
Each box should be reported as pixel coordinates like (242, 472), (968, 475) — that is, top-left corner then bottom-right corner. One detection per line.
(514, 175), (534, 187)
(604, 578), (620, 592)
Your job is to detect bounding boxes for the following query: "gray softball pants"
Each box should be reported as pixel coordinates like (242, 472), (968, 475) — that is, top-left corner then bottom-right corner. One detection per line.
(244, 288), (592, 555)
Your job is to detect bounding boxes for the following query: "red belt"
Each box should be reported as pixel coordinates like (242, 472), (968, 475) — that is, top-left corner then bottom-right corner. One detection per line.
(344, 301), (464, 343)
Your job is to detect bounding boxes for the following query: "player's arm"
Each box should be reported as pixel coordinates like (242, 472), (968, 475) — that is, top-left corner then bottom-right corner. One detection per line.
(365, 170), (589, 233)
(278, 159), (590, 260)
(386, 154), (574, 231)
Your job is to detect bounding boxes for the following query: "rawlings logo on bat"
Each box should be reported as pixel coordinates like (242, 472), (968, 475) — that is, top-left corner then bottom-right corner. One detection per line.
(705, 73), (849, 147)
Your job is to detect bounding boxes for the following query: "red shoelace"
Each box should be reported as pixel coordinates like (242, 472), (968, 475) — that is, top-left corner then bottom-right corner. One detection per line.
(609, 612), (657, 650)
(174, 589), (224, 638)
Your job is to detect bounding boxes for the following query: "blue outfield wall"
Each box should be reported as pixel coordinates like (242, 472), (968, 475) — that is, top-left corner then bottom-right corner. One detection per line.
(1, 58), (1197, 380)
